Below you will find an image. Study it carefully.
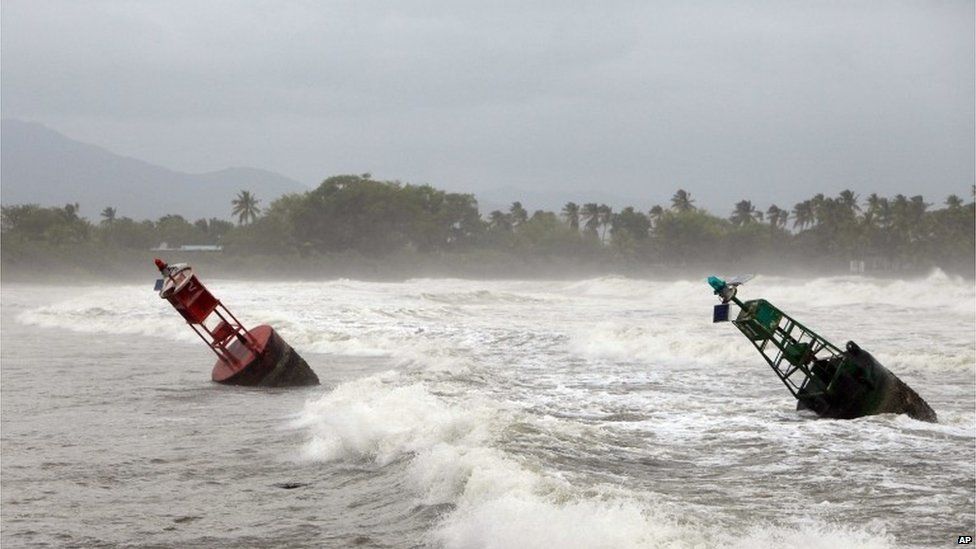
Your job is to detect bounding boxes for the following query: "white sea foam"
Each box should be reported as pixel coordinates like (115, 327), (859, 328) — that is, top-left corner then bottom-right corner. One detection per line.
(15, 285), (197, 343)
(757, 269), (975, 315)
(294, 375), (495, 465)
(10, 273), (973, 547)
(15, 272), (973, 353)
(436, 496), (894, 549)
(567, 321), (753, 365)
(295, 373), (897, 549)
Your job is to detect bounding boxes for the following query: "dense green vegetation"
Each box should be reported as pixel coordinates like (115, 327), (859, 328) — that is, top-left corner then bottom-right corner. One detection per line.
(2, 174), (973, 279)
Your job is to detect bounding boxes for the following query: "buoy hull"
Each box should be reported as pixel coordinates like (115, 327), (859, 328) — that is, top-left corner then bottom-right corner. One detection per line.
(211, 325), (319, 387)
(797, 345), (936, 422)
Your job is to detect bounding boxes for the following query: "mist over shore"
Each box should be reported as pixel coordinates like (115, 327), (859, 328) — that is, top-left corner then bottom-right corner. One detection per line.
(3, 175), (974, 284)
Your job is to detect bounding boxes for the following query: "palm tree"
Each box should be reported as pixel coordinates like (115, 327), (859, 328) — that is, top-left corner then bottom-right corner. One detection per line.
(561, 202), (580, 230)
(488, 210), (511, 232)
(648, 205), (664, 227)
(509, 201), (528, 227)
(792, 200), (814, 230)
(908, 195), (928, 223)
(890, 195), (929, 256)
(778, 209), (789, 228)
(805, 193), (825, 225)
(766, 205), (777, 228)
(581, 203), (600, 235)
(945, 194), (964, 209)
(838, 190), (860, 212)
(231, 190), (261, 226)
(875, 197), (892, 228)
(730, 200), (762, 226)
(647, 204), (664, 228)
(766, 205), (788, 229)
(597, 204), (613, 242)
(865, 193), (883, 226)
(63, 202), (81, 222)
(670, 189), (695, 212)
(891, 194), (910, 231)
(100, 206), (117, 225)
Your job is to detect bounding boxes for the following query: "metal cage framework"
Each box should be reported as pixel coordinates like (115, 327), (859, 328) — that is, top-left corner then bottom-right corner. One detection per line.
(158, 265), (261, 367)
(729, 297), (844, 406)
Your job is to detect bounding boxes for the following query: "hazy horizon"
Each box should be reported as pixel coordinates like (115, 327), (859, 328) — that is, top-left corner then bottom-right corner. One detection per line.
(2, 1), (973, 214)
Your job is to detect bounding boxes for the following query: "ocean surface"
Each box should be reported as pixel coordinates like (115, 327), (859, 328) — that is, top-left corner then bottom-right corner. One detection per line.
(2, 272), (974, 548)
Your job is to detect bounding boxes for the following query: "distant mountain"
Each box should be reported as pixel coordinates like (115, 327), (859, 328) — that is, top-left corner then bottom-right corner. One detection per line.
(0, 119), (310, 221)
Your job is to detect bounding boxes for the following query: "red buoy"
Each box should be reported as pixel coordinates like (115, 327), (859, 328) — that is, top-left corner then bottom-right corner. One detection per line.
(154, 259), (319, 387)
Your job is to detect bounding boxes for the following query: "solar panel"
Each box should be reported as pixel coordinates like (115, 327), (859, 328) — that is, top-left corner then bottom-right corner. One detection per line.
(713, 303), (730, 323)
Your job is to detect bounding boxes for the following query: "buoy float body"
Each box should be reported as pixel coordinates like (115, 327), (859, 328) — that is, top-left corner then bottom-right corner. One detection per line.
(154, 258), (319, 387)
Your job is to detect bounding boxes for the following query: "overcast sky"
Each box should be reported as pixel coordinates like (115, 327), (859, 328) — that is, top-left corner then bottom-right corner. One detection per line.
(2, 1), (973, 213)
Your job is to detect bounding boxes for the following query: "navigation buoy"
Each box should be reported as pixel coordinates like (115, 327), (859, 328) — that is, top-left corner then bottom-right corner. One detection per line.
(153, 259), (319, 387)
(708, 275), (936, 422)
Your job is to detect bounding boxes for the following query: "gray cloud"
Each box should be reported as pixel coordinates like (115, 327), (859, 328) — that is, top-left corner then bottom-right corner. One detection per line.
(2, 0), (973, 213)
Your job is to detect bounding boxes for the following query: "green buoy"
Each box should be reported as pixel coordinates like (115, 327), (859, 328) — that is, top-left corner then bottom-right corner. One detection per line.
(708, 276), (936, 422)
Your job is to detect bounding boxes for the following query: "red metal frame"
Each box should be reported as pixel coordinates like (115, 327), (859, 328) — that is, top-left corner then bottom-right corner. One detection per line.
(159, 264), (261, 366)
(186, 303), (259, 366)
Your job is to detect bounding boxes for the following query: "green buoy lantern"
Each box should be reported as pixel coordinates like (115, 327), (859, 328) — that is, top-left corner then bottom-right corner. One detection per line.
(708, 276), (936, 422)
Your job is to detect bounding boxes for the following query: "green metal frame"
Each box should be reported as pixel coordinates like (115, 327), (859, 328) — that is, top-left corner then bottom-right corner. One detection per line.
(729, 297), (844, 403)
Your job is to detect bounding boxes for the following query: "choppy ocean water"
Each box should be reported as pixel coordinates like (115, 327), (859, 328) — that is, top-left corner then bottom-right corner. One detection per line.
(2, 272), (974, 548)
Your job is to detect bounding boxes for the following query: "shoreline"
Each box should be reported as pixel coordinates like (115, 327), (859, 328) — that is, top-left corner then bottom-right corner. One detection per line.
(2, 247), (970, 284)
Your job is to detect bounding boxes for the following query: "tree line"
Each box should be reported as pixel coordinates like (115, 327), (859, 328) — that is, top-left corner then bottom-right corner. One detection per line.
(2, 174), (973, 273)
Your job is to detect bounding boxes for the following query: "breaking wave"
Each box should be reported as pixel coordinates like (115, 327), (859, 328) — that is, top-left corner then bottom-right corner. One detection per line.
(295, 374), (895, 549)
